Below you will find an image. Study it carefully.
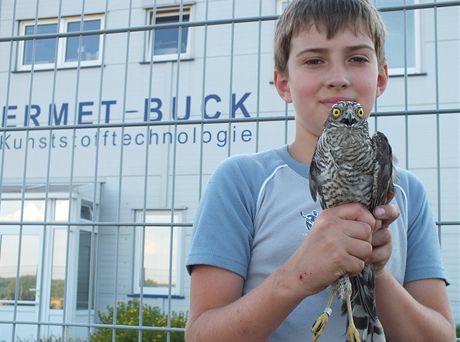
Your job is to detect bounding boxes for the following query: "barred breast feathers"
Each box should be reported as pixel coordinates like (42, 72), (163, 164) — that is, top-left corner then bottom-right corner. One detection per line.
(313, 126), (375, 209)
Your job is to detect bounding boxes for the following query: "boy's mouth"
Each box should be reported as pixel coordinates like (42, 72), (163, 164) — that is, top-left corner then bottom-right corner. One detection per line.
(321, 97), (354, 108)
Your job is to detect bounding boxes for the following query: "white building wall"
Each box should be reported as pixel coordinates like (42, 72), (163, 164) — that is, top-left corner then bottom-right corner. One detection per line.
(0, 0), (458, 339)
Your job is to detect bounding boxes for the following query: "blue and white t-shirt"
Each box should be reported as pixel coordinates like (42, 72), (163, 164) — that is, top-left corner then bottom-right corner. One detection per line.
(187, 145), (447, 341)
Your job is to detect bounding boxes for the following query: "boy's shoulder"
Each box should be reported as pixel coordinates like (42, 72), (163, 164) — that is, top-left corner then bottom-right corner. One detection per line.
(216, 146), (289, 178)
(394, 167), (427, 198)
(393, 167), (433, 224)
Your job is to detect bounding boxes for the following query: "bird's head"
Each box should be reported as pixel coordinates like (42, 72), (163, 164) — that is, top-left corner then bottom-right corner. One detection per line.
(329, 101), (366, 126)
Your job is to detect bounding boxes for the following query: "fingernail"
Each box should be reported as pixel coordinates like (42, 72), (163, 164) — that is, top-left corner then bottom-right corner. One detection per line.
(374, 206), (385, 217)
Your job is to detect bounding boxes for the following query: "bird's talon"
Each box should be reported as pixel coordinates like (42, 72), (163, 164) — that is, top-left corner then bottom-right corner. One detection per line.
(346, 321), (361, 342)
(311, 309), (331, 341)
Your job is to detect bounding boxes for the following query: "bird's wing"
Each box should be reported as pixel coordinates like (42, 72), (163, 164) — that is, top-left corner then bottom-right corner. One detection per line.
(309, 147), (321, 203)
(372, 131), (394, 209)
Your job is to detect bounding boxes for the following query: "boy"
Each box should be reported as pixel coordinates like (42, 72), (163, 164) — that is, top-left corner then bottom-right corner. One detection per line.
(185, 0), (456, 341)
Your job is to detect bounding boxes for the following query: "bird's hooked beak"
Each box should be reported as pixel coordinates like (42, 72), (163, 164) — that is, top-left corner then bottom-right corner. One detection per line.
(340, 108), (358, 126)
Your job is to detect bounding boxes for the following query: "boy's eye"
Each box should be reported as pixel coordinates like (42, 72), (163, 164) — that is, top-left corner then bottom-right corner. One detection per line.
(350, 56), (369, 63)
(304, 58), (323, 65)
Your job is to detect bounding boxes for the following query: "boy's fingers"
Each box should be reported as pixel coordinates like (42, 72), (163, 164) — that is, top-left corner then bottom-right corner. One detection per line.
(373, 204), (400, 224)
(329, 203), (376, 228)
(372, 226), (392, 247)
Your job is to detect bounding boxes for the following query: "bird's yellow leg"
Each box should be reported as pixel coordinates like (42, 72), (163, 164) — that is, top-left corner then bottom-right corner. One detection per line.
(311, 287), (337, 341)
(345, 292), (360, 342)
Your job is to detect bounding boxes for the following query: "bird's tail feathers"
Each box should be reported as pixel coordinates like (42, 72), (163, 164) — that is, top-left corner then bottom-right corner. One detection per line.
(341, 265), (386, 341)
(349, 265), (377, 322)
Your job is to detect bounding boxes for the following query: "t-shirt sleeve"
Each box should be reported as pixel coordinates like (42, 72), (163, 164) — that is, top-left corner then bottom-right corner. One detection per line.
(186, 156), (258, 279)
(403, 171), (448, 284)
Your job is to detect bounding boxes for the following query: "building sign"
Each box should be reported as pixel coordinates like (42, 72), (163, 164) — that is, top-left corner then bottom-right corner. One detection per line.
(0, 93), (255, 150)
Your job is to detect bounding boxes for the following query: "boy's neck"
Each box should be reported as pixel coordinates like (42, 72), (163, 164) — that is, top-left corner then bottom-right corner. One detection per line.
(288, 135), (317, 166)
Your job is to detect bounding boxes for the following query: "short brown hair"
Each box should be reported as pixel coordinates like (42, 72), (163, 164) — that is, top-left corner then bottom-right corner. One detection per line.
(274, 0), (386, 73)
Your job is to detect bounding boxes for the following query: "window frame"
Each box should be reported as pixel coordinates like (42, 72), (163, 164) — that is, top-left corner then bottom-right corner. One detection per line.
(277, 0), (290, 14)
(60, 16), (104, 68)
(133, 209), (185, 296)
(146, 6), (192, 62)
(17, 14), (104, 71)
(0, 196), (68, 307)
(0, 193), (97, 311)
(380, 1), (422, 75)
(18, 18), (58, 70)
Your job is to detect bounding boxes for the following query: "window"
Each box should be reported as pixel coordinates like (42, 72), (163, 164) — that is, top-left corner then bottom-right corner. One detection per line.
(147, 6), (191, 61)
(18, 15), (104, 70)
(0, 233), (40, 303)
(0, 196), (96, 310)
(80, 200), (93, 221)
(55, 200), (70, 221)
(276, 0), (421, 74)
(50, 229), (67, 309)
(277, 0), (291, 14)
(376, 0), (420, 74)
(134, 210), (184, 295)
(76, 230), (94, 310)
(0, 199), (45, 222)
(0, 198), (66, 305)
(22, 21), (58, 66)
(65, 19), (101, 63)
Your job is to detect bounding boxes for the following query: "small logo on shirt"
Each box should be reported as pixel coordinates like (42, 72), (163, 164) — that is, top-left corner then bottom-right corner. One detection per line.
(301, 209), (319, 230)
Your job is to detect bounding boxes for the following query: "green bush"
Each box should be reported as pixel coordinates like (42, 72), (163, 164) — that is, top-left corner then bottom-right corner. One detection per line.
(90, 300), (187, 342)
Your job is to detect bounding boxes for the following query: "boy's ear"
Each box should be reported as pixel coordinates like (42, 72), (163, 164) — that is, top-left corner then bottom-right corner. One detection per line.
(273, 69), (292, 103)
(376, 63), (389, 98)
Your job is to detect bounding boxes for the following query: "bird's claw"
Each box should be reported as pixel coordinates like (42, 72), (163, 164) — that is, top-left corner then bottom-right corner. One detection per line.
(346, 321), (361, 342)
(311, 307), (332, 341)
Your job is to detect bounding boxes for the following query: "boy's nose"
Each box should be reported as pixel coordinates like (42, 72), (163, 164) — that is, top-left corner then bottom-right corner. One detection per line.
(326, 64), (350, 89)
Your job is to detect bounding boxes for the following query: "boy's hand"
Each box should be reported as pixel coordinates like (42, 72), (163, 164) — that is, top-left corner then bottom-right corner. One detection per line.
(371, 204), (400, 274)
(284, 203), (376, 298)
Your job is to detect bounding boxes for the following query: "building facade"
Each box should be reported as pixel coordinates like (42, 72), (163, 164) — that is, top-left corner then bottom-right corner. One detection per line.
(0, 0), (459, 340)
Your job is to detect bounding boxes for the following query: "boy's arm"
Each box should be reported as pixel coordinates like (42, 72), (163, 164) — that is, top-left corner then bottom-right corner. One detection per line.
(372, 204), (456, 341)
(186, 203), (377, 342)
(376, 270), (456, 341)
(185, 265), (302, 342)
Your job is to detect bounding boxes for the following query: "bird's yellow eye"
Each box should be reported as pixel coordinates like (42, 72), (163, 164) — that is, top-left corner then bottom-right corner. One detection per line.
(356, 107), (365, 118)
(332, 108), (341, 118)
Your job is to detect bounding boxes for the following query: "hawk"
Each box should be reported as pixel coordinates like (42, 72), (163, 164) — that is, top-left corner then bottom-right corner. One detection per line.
(309, 101), (394, 342)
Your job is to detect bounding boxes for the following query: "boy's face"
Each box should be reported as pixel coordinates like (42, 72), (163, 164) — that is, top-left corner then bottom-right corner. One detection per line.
(274, 24), (388, 140)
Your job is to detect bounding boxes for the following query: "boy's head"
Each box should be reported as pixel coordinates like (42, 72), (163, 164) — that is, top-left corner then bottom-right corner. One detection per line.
(274, 0), (386, 74)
